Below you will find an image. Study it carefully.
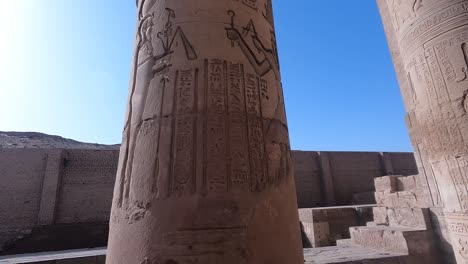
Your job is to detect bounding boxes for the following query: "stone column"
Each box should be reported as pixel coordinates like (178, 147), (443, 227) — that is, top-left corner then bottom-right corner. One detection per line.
(377, 0), (468, 262)
(106, 0), (303, 263)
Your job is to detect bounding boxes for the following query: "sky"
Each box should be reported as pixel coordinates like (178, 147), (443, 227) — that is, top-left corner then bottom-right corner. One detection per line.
(0, 1), (412, 152)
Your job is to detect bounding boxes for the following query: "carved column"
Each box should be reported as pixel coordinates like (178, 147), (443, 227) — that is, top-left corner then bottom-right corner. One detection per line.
(106, 0), (303, 263)
(377, 0), (468, 262)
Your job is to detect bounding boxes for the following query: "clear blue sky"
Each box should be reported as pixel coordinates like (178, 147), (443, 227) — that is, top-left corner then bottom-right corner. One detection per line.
(0, 1), (412, 152)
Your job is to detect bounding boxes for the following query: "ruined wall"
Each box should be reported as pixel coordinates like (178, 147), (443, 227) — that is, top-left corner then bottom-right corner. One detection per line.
(0, 148), (416, 253)
(0, 148), (118, 253)
(0, 150), (47, 249)
(292, 151), (323, 208)
(56, 150), (118, 224)
(293, 151), (418, 208)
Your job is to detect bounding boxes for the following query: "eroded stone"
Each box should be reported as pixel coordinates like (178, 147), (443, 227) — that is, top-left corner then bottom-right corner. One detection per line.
(106, 1), (303, 263)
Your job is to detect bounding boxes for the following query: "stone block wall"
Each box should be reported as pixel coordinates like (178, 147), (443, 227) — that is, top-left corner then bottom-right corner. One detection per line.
(56, 150), (118, 224)
(0, 150), (47, 249)
(0, 148), (118, 254)
(299, 205), (374, 247)
(293, 151), (418, 208)
(0, 148), (417, 253)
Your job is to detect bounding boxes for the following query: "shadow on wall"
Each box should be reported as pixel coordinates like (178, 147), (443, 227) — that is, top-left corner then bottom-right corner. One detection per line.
(293, 151), (418, 208)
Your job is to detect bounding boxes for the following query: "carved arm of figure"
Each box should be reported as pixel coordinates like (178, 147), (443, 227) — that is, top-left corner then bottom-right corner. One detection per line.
(226, 27), (272, 77)
(413, 0), (423, 13)
(252, 36), (279, 79)
(456, 43), (468, 83)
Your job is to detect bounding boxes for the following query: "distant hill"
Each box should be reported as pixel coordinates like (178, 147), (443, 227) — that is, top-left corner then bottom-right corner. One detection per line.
(0, 131), (120, 150)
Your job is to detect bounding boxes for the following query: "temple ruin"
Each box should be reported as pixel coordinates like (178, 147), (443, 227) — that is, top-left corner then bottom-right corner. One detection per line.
(2, 0), (468, 263)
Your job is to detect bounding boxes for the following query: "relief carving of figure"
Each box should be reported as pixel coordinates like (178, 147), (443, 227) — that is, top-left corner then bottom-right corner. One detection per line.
(456, 43), (468, 83)
(137, 0), (157, 20)
(225, 10), (279, 79)
(117, 6), (197, 207)
(459, 238), (468, 259)
(154, 8), (198, 65)
(117, 11), (156, 207)
(392, 0), (423, 31)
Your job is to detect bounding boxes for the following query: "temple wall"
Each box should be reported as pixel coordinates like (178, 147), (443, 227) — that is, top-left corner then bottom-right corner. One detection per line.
(0, 150), (47, 249)
(55, 150), (118, 224)
(0, 148), (118, 253)
(0, 148), (417, 253)
(293, 151), (418, 208)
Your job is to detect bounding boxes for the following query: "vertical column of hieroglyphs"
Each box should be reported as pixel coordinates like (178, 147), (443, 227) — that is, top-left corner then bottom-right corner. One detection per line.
(107, 0), (303, 263)
(205, 59), (229, 193)
(379, 0), (468, 262)
(171, 68), (198, 196)
(228, 62), (251, 191)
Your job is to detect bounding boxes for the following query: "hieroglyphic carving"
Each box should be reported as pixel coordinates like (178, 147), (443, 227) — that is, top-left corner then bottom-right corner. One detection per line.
(459, 43), (468, 82)
(154, 8), (198, 72)
(117, 8), (198, 207)
(419, 51), (439, 105)
(228, 63), (251, 191)
(225, 11), (279, 79)
(245, 73), (268, 191)
(170, 69), (198, 196)
(426, 47), (450, 104)
(405, 50), (447, 106)
(201, 58), (285, 193)
(205, 59), (229, 192)
(429, 30), (468, 114)
(449, 221), (468, 235)
(435, 37), (468, 85)
(232, 0), (258, 10)
(459, 238), (468, 259)
(259, 77), (269, 100)
(108, 0), (303, 262)
(399, 2), (468, 52)
(117, 12), (156, 207)
(391, 0), (423, 31)
(451, 157), (468, 211)
(232, 0), (274, 27)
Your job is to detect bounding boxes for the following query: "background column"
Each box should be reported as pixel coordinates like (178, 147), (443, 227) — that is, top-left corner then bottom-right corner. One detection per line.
(377, 0), (468, 262)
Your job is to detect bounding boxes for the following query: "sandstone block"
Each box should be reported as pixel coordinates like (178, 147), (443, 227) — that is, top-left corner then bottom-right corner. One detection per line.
(298, 209), (314, 223)
(373, 207), (388, 225)
(375, 190), (432, 208)
(335, 239), (353, 247)
(396, 176), (417, 192)
(303, 245), (407, 264)
(375, 191), (396, 207)
(301, 221), (331, 248)
(387, 208), (430, 230)
(374, 176), (397, 193)
(350, 226), (410, 254)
